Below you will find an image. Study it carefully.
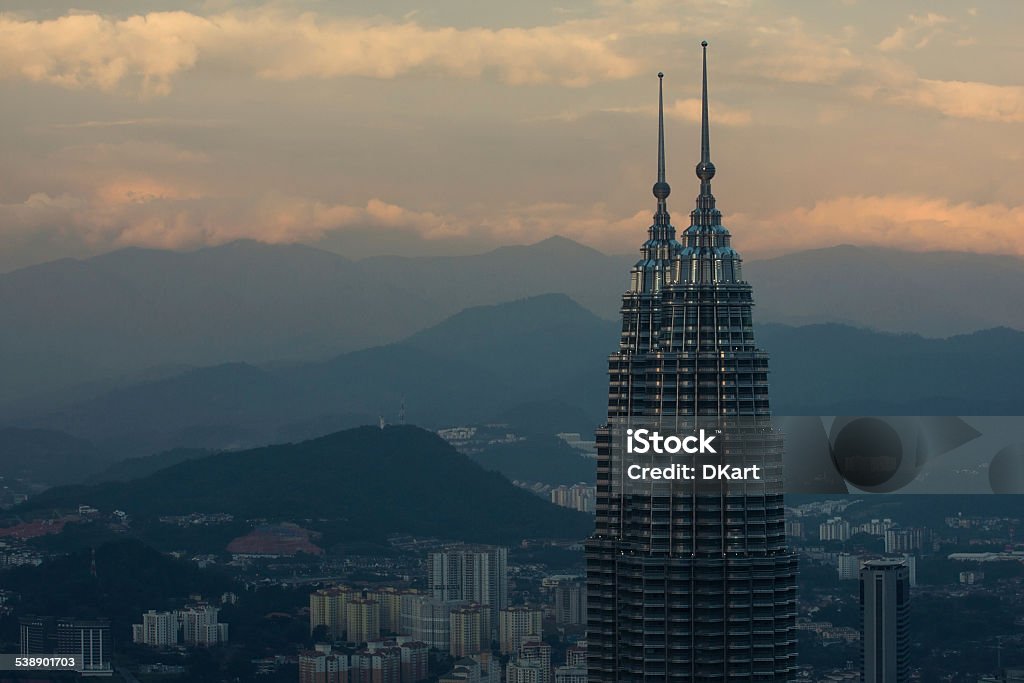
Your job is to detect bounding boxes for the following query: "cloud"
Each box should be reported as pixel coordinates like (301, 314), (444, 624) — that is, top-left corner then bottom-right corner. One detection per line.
(5, 186), (1024, 267)
(48, 118), (229, 130)
(0, 186), (465, 255)
(742, 18), (1020, 124)
(744, 18), (877, 85)
(733, 195), (1024, 257)
(665, 98), (752, 126)
(896, 79), (1024, 123)
(596, 99), (751, 126)
(0, 12), (208, 96)
(878, 13), (952, 52)
(0, 179), (652, 259)
(0, 9), (640, 95)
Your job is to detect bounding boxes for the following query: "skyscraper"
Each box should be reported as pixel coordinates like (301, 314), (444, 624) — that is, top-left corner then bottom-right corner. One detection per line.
(311, 586), (354, 639)
(450, 604), (490, 657)
(56, 618), (113, 676)
(499, 606), (544, 655)
(428, 546), (509, 607)
(428, 546), (509, 634)
(585, 43), (798, 682)
(132, 610), (180, 647)
(860, 560), (910, 683)
(347, 598), (382, 644)
(554, 580), (587, 626)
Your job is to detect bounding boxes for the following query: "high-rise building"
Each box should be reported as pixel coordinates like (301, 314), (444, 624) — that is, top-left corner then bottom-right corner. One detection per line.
(57, 618), (112, 677)
(499, 606), (543, 655)
(132, 610), (180, 647)
(584, 43), (798, 682)
(555, 667), (588, 683)
(311, 586), (354, 639)
(820, 517), (852, 542)
(884, 527), (927, 554)
(18, 616), (56, 655)
(441, 658), (481, 683)
(347, 598), (382, 644)
(517, 635), (552, 683)
(450, 604), (490, 657)
(299, 650), (350, 683)
(860, 560), (910, 683)
(900, 554), (917, 588)
(442, 653), (502, 683)
(369, 587), (414, 634)
(837, 553), (861, 581)
(179, 604), (229, 646)
(566, 643), (587, 668)
(430, 548), (509, 643)
(402, 595), (456, 651)
(508, 661), (548, 683)
(553, 581), (586, 626)
(353, 647), (402, 683)
(861, 519), (894, 537)
(428, 546), (508, 633)
(398, 640), (429, 683)
(477, 652), (503, 683)
(551, 485), (597, 513)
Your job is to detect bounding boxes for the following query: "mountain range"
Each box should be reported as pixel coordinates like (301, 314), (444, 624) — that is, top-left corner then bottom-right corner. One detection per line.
(7, 294), (1024, 470)
(15, 294), (611, 457)
(18, 426), (593, 546)
(0, 427), (114, 486)
(3, 237), (1023, 409)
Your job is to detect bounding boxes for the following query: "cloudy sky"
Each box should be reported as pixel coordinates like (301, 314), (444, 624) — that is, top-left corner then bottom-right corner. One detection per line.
(0, 0), (1022, 270)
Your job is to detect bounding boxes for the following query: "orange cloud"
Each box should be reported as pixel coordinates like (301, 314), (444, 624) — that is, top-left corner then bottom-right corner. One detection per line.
(733, 195), (1024, 257)
(743, 17), (1020, 124)
(878, 13), (953, 52)
(897, 79), (1024, 123)
(595, 99), (751, 127)
(4, 188), (1024, 262)
(666, 98), (752, 126)
(0, 10), (639, 95)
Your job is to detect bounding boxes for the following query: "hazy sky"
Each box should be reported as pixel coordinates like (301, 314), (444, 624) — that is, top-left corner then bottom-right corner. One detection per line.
(1, 0), (1022, 270)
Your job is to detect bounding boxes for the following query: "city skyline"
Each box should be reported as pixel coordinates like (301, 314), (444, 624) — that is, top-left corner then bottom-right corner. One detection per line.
(1, 2), (1023, 271)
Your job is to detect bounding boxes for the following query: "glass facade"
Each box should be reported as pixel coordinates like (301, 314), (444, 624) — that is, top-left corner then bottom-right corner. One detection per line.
(585, 45), (798, 683)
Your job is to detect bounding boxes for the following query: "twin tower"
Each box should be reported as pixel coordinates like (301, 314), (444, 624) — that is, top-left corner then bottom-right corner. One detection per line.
(585, 43), (799, 682)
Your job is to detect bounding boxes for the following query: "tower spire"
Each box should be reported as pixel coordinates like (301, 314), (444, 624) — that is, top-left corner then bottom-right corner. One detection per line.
(692, 40), (720, 225)
(657, 71), (667, 188)
(696, 40), (716, 195)
(652, 72), (671, 228)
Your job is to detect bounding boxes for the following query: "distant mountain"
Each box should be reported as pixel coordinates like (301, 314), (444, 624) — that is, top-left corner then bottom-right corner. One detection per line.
(13, 296), (1024, 460)
(0, 427), (112, 486)
(85, 447), (212, 484)
(0, 238), (625, 408)
(4, 237), (1022, 408)
(761, 324), (1024, 414)
(21, 294), (616, 454)
(745, 245), (1024, 337)
(0, 241), (432, 406)
(358, 236), (629, 323)
(470, 437), (596, 486)
(19, 426), (593, 544)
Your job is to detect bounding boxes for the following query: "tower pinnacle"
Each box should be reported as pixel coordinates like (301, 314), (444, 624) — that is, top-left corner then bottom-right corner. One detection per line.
(696, 41), (716, 191)
(652, 72), (671, 227)
(691, 41), (720, 226)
